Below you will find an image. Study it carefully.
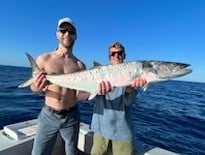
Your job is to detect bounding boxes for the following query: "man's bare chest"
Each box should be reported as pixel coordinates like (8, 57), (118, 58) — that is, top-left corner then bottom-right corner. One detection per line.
(45, 59), (81, 74)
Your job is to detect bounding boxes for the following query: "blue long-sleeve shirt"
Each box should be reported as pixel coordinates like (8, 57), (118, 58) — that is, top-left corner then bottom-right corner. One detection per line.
(91, 87), (136, 141)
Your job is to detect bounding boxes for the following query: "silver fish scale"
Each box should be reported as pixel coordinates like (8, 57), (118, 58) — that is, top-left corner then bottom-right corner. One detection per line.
(46, 61), (143, 89)
(100, 62), (143, 86)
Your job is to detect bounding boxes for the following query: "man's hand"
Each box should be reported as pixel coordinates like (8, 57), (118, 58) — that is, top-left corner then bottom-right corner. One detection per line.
(97, 81), (113, 95)
(126, 77), (147, 93)
(131, 77), (147, 88)
(31, 71), (49, 92)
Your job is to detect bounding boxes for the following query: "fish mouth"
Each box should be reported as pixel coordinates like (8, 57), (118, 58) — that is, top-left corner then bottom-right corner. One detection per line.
(160, 68), (193, 79)
(174, 68), (192, 77)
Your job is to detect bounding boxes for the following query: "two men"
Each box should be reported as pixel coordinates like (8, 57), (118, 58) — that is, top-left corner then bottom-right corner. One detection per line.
(30, 17), (146, 155)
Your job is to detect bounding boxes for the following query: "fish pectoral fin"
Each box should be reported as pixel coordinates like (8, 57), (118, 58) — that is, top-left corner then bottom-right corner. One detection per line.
(88, 92), (97, 100)
(142, 83), (150, 91)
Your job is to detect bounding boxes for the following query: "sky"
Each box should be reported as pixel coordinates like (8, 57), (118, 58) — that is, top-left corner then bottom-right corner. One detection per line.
(0, 0), (204, 83)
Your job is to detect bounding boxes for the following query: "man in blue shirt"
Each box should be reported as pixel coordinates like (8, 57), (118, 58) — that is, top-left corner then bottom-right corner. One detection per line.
(91, 42), (147, 155)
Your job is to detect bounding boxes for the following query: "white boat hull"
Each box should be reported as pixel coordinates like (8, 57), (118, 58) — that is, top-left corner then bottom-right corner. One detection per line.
(0, 119), (179, 155)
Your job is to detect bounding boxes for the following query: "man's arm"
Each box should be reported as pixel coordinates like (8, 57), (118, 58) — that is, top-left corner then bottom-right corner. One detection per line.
(76, 91), (90, 100)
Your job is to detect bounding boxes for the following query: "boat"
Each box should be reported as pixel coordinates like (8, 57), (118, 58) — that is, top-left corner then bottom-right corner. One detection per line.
(0, 119), (179, 155)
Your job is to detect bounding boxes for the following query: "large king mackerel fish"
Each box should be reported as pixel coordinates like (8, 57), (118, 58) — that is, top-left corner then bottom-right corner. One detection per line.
(19, 53), (192, 100)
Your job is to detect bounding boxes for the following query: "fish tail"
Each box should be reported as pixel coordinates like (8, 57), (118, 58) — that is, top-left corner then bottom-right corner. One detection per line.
(18, 53), (40, 88)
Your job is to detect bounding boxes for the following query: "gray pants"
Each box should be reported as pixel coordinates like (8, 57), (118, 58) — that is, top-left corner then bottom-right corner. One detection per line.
(32, 105), (80, 155)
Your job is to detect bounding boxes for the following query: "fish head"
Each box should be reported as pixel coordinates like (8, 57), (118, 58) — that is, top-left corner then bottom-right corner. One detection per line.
(141, 60), (192, 80)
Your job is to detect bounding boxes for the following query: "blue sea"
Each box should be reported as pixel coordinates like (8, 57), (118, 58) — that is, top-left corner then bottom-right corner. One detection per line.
(0, 65), (205, 155)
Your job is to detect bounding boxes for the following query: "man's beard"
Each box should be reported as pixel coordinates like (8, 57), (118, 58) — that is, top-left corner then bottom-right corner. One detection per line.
(62, 40), (75, 49)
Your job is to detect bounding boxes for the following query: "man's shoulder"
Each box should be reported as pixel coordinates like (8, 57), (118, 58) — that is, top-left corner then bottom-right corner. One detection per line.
(77, 60), (86, 70)
(37, 51), (53, 61)
(72, 55), (86, 70)
(35, 51), (53, 68)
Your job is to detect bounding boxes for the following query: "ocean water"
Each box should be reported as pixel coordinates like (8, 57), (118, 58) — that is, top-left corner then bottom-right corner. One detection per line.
(0, 65), (205, 155)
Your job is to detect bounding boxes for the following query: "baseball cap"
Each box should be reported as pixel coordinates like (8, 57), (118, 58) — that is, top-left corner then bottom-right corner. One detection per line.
(57, 17), (76, 31)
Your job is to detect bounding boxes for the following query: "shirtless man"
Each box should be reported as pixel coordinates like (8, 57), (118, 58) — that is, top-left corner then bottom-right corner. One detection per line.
(30, 17), (110, 155)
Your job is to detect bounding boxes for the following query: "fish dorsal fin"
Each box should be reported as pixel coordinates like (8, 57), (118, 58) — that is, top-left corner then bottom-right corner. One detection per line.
(93, 61), (102, 67)
(89, 61), (102, 69)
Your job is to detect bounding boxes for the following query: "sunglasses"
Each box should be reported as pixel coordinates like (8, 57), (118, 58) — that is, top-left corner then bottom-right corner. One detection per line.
(58, 28), (76, 35)
(110, 51), (124, 57)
